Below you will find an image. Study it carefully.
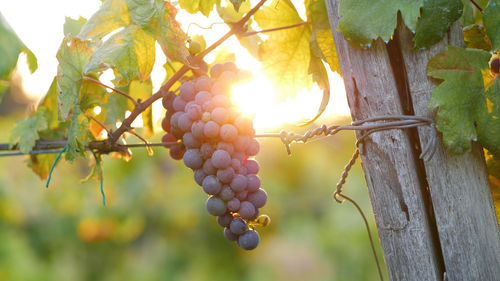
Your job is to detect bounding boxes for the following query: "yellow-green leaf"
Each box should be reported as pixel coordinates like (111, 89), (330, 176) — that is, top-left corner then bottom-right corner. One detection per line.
(255, 0), (312, 92)
(66, 106), (90, 161)
(130, 79), (153, 136)
(78, 0), (130, 40)
(9, 111), (48, 153)
(64, 16), (87, 37)
(28, 154), (58, 180)
(179, 0), (217, 17)
(84, 25), (156, 86)
(56, 37), (93, 120)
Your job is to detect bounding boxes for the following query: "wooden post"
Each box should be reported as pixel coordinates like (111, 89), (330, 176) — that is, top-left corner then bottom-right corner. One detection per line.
(325, 1), (500, 280)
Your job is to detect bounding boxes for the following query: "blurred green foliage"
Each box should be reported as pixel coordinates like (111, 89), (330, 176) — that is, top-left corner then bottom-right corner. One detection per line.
(0, 115), (387, 281)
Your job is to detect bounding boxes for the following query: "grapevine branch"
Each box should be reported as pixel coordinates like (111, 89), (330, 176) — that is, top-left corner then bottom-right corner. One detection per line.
(469, 0), (483, 12)
(239, 22), (309, 37)
(108, 0), (268, 144)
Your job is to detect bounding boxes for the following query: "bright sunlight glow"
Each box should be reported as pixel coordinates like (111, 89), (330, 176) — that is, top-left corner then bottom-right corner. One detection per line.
(1, 0), (350, 134)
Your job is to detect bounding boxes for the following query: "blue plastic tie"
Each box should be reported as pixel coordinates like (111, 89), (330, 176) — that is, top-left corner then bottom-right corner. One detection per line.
(46, 145), (67, 188)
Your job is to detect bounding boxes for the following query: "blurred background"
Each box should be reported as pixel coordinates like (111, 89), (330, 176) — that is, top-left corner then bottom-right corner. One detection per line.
(0, 1), (387, 280)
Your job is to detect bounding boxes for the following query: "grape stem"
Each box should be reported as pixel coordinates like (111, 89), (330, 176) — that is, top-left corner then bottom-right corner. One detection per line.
(108, 0), (268, 143)
(83, 76), (138, 106)
(469, 0), (483, 12)
(239, 22), (309, 37)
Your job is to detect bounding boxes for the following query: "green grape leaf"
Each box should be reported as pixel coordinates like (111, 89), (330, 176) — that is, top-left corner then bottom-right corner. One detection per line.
(427, 46), (493, 155)
(65, 106), (90, 161)
(306, 0), (340, 74)
(129, 79), (153, 137)
(483, 0), (500, 51)
(125, 0), (157, 26)
(56, 37), (93, 120)
(64, 16), (87, 37)
(145, 1), (189, 64)
(84, 25), (156, 86)
(463, 24), (493, 50)
(476, 72), (500, 157)
(254, 0), (312, 91)
(38, 78), (60, 128)
(80, 75), (108, 113)
(413, 0), (463, 49)
(179, 0), (217, 17)
(9, 111), (48, 153)
(0, 12), (37, 80)
(78, 0), (131, 40)
(338, 0), (423, 48)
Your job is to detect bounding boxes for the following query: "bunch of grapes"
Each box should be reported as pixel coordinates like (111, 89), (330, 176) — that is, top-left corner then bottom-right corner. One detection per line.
(161, 62), (268, 250)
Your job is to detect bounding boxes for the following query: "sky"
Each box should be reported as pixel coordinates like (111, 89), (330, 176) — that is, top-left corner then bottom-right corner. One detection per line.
(0, 0), (349, 131)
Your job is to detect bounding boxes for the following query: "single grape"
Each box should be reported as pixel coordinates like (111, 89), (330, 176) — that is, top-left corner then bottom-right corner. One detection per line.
(246, 174), (261, 192)
(212, 95), (230, 108)
(183, 149), (203, 169)
(206, 196), (227, 216)
(238, 201), (256, 219)
(234, 136), (250, 152)
(177, 113), (193, 132)
(217, 213), (233, 228)
(235, 190), (248, 201)
(246, 139), (260, 156)
(248, 208), (260, 221)
(202, 159), (217, 175)
(227, 197), (241, 212)
(173, 96), (187, 112)
(161, 116), (171, 133)
(189, 40), (203, 54)
(185, 102), (202, 120)
(248, 189), (267, 208)
(200, 143), (215, 159)
(219, 70), (237, 84)
(202, 175), (222, 195)
(204, 121), (220, 139)
(202, 100), (215, 112)
(224, 227), (238, 241)
(223, 61), (238, 72)
(194, 169), (206, 186)
(230, 174), (248, 192)
(244, 159), (260, 174)
(170, 111), (184, 129)
(216, 142), (234, 155)
(191, 120), (205, 140)
(220, 124), (238, 142)
(219, 186), (235, 201)
(211, 107), (229, 124)
(201, 112), (211, 123)
(180, 81), (196, 101)
(169, 144), (185, 160)
(238, 230), (260, 250)
(217, 167), (235, 184)
(211, 150), (231, 169)
(161, 133), (177, 148)
(183, 133), (200, 148)
(232, 152), (245, 162)
(195, 76), (212, 92)
(171, 126), (184, 139)
(211, 82), (227, 96)
(231, 158), (241, 171)
(195, 90), (212, 105)
(234, 117), (253, 135)
(229, 217), (247, 235)
(162, 91), (176, 110)
(210, 63), (225, 78)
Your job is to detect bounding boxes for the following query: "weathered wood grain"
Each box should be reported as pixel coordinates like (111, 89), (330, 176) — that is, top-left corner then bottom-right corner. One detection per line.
(325, 1), (442, 280)
(396, 23), (500, 281)
(325, 0), (500, 280)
